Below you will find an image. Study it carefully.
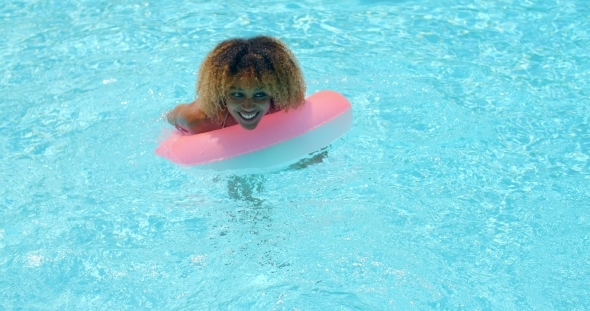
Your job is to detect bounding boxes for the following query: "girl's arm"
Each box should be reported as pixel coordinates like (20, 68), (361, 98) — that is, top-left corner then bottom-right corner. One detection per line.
(166, 100), (221, 134)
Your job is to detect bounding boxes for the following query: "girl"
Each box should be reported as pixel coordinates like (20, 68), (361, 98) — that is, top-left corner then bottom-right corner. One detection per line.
(167, 36), (306, 134)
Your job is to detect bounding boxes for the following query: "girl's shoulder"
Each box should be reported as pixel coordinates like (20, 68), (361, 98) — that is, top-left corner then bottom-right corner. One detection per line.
(173, 100), (223, 134)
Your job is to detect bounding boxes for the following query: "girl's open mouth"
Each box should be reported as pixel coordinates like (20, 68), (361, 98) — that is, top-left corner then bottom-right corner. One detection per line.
(238, 111), (259, 120)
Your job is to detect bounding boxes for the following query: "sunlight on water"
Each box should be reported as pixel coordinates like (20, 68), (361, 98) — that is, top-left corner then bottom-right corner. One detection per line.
(1, 0), (589, 309)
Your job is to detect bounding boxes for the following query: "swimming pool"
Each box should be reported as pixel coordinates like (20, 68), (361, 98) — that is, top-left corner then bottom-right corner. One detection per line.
(1, 0), (589, 309)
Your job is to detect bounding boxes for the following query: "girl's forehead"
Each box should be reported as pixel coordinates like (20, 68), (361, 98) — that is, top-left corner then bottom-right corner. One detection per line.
(230, 74), (264, 89)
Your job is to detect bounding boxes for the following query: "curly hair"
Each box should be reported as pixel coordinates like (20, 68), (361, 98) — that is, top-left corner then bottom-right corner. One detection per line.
(196, 36), (306, 122)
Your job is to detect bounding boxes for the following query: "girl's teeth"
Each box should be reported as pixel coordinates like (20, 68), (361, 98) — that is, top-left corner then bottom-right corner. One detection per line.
(240, 112), (256, 120)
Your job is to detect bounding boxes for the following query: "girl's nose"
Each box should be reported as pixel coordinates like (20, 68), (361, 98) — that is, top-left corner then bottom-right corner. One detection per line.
(242, 97), (253, 109)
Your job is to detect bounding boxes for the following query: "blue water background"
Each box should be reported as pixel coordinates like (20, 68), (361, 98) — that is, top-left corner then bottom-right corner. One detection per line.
(1, 0), (589, 309)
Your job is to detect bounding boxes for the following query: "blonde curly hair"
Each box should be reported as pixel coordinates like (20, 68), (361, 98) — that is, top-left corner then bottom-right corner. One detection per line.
(196, 36), (306, 122)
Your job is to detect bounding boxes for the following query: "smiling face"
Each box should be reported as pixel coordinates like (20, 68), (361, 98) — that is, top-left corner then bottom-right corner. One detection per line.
(225, 75), (272, 130)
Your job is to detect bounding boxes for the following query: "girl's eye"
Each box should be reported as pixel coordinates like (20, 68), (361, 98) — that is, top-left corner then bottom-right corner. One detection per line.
(230, 92), (244, 98)
(254, 92), (267, 98)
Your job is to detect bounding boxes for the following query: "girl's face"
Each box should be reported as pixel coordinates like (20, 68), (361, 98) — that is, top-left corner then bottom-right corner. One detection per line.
(225, 75), (271, 130)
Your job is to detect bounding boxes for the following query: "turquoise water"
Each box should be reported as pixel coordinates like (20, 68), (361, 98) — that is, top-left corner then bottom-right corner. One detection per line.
(1, 0), (589, 309)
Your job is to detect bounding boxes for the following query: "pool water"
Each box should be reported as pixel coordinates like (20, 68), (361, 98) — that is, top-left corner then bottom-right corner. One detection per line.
(1, 0), (589, 309)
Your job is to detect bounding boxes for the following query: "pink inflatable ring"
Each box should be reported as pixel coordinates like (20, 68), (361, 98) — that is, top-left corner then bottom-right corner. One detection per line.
(155, 90), (352, 170)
